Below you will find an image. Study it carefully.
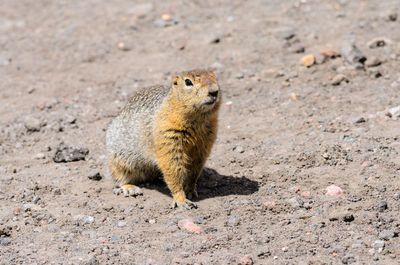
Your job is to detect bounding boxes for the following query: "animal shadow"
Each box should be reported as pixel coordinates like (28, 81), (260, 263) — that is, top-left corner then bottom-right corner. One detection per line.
(145, 167), (259, 201)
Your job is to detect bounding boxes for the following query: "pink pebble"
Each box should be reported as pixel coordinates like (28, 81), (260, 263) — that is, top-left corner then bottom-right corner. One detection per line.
(178, 219), (202, 234)
(240, 255), (253, 265)
(263, 201), (276, 208)
(302, 191), (311, 197)
(325, 185), (344, 197)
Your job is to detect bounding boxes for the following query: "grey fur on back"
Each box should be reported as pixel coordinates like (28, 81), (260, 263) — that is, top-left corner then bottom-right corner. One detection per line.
(106, 85), (170, 166)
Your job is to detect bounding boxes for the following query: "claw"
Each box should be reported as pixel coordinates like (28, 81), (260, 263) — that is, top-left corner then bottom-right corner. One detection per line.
(171, 199), (197, 210)
(113, 184), (143, 197)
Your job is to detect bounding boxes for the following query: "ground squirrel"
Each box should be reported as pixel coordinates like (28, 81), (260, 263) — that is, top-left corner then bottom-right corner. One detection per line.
(106, 70), (221, 209)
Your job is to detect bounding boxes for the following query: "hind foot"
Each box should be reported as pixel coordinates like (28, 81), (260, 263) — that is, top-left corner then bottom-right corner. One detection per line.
(113, 184), (143, 197)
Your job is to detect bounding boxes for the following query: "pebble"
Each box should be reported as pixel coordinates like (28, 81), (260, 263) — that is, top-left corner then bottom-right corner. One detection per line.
(240, 254), (253, 265)
(109, 236), (123, 243)
(53, 142), (89, 163)
(289, 45), (305, 53)
(227, 216), (240, 226)
(177, 219), (202, 234)
(331, 74), (349, 86)
(328, 210), (354, 222)
(388, 13), (398, 21)
(88, 172), (102, 181)
(126, 3), (153, 17)
(352, 116), (366, 124)
(117, 221), (126, 227)
(148, 219), (156, 224)
(372, 240), (385, 250)
(263, 201), (276, 210)
(275, 27), (295, 40)
(374, 201), (388, 212)
(320, 48), (340, 59)
(53, 188), (61, 195)
(0, 238), (11, 246)
(301, 54), (315, 67)
(341, 42), (366, 68)
(32, 195), (40, 204)
(378, 230), (395, 241)
(34, 153), (46, 160)
(24, 117), (42, 132)
(234, 146), (245, 153)
(367, 37), (391, 49)
(386, 106), (400, 120)
(117, 42), (131, 51)
(0, 52), (11, 66)
(302, 191), (311, 197)
(83, 216), (95, 224)
(365, 56), (382, 67)
(326, 185), (344, 196)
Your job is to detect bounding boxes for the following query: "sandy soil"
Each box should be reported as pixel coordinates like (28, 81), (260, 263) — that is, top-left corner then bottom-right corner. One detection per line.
(1, 0), (400, 264)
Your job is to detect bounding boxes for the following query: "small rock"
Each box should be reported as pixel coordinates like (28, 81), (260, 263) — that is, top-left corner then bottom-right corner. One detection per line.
(34, 153), (46, 160)
(275, 27), (295, 40)
(367, 68), (382, 78)
(386, 106), (400, 120)
(207, 32), (223, 44)
(341, 42), (366, 68)
(365, 56), (382, 67)
(320, 48), (340, 59)
(301, 54), (315, 67)
(83, 216), (94, 224)
(53, 142), (89, 163)
(227, 216), (240, 226)
(32, 195), (40, 204)
(235, 72), (245, 79)
(289, 45), (305, 53)
(372, 240), (385, 250)
(117, 221), (126, 227)
(65, 115), (77, 124)
(302, 191), (311, 197)
(234, 146), (245, 153)
(154, 16), (179, 27)
(326, 185), (344, 197)
(148, 219), (156, 224)
(263, 201), (276, 210)
(0, 238), (11, 246)
(54, 188), (61, 195)
(0, 52), (11, 66)
(388, 13), (398, 21)
(374, 201), (388, 212)
(24, 117), (42, 132)
(367, 37), (392, 49)
(240, 255), (253, 265)
(177, 219), (202, 234)
(88, 172), (102, 181)
(109, 236), (123, 243)
(378, 230), (395, 241)
(328, 210), (354, 222)
(117, 42), (131, 51)
(352, 116), (366, 124)
(331, 74), (349, 85)
(126, 3), (153, 17)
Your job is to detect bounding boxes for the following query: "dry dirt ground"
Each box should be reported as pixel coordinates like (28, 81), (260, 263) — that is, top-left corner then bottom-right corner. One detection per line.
(1, 0), (400, 264)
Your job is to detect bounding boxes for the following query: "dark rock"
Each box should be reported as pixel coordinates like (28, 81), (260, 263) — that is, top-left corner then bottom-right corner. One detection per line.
(374, 201), (388, 212)
(329, 210), (354, 222)
(53, 142), (89, 163)
(352, 116), (366, 124)
(388, 13), (398, 21)
(341, 42), (366, 68)
(88, 172), (102, 181)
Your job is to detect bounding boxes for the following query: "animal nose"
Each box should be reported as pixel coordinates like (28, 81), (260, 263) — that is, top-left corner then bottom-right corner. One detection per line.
(209, 90), (218, 98)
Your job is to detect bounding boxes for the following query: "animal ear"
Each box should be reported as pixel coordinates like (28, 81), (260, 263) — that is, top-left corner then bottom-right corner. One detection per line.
(173, 76), (179, 86)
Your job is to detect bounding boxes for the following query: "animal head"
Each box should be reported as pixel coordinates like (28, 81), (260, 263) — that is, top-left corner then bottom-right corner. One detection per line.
(171, 70), (221, 113)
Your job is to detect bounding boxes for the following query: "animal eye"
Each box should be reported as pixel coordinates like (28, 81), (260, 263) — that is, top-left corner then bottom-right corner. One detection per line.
(185, 79), (193, 86)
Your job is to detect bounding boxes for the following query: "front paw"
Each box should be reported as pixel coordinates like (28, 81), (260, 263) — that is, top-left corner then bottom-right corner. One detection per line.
(171, 199), (197, 210)
(186, 189), (198, 200)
